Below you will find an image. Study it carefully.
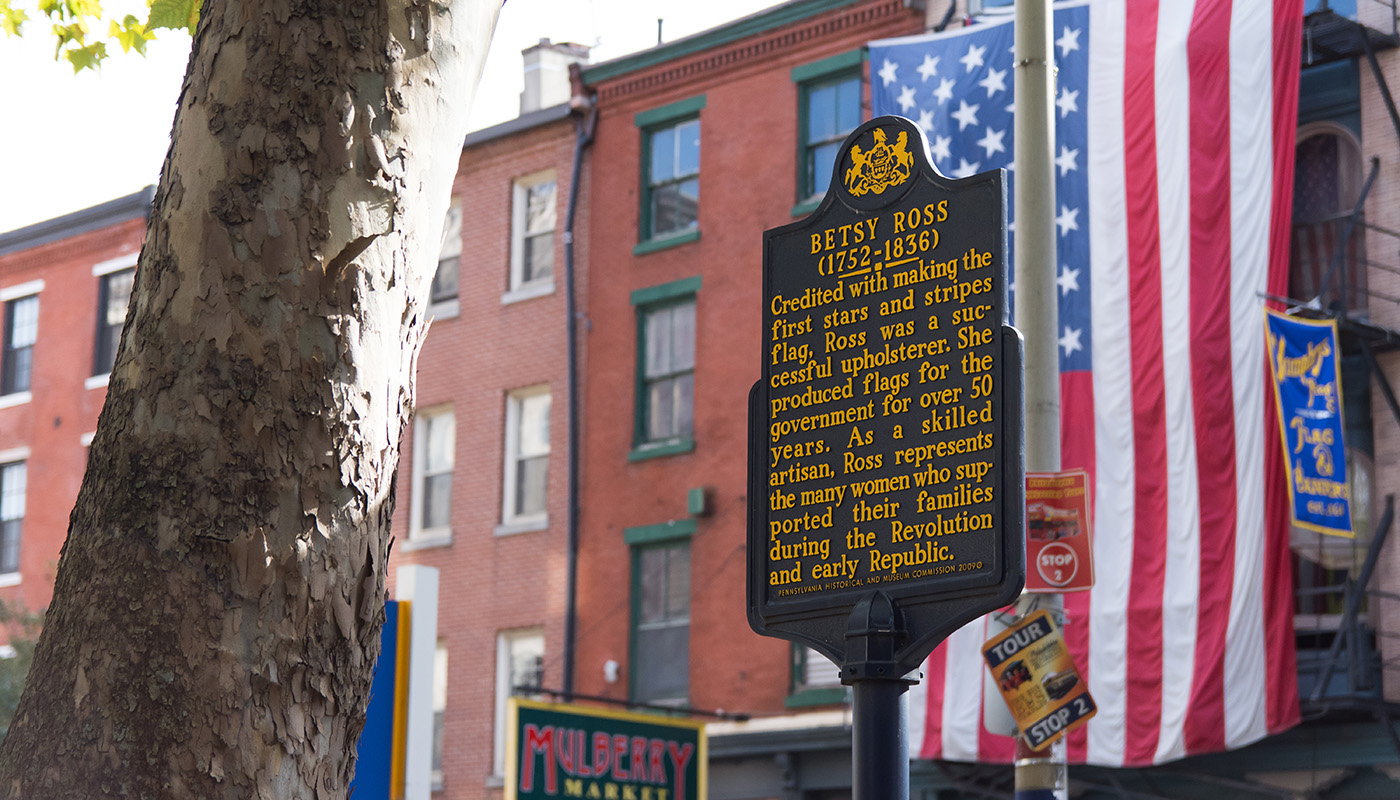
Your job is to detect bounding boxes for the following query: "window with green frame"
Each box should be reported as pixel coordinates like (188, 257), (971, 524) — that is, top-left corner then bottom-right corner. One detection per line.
(794, 50), (864, 213)
(635, 95), (705, 247)
(802, 74), (861, 200)
(639, 298), (695, 446)
(646, 118), (700, 239)
(631, 536), (691, 703)
(789, 645), (847, 707)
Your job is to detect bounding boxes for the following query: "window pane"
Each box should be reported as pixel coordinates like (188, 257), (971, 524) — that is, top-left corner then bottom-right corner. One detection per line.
(645, 309), (673, 378)
(432, 646), (448, 778)
(0, 463), (24, 522)
(674, 373), (694, 438)
(634, 623), (688, 702)
(425, 413), (455, 472)
(105, 270), (135, 328)
(519, 393), (551, 456)
(525, 181), (557, 235)
(0, 464), (24, 575)
(523, 234), (554, 283)
(665, 546), (690, 617)
(676, 120), (700, 177)
(811, 143), (842, 197)
(670, 302), (695, 371)
(515, 455), (548, 517)
(0, 520), (18, 574)
(650, 127), (676, 184)
(440, 202), (463, 259)
(10, 297), (37, 349)
(647, 377), (676, 441)
(808, 83), (837, 143)
(837, 77), (861, 133)
(639, 547), (667, 623)
(431, 256), (459, 304)
(422, 473), (452, 529)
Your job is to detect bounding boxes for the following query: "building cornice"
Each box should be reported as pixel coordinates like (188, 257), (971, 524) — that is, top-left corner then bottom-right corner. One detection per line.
(582, 0), (919, 102)
(0, 185), (154, 258)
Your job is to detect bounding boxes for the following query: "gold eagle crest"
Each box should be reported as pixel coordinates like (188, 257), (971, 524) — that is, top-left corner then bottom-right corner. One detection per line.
(844, 127), (914, 197)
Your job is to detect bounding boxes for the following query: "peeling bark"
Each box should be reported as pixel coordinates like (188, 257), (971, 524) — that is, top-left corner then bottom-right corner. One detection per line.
(0, 0), (497, 796)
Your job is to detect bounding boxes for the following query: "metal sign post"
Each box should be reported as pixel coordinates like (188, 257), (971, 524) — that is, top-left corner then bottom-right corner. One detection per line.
(750, 115), (1025, 799)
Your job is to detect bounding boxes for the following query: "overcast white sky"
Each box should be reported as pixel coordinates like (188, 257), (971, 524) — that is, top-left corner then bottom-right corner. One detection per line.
(0, 0), (784, 234)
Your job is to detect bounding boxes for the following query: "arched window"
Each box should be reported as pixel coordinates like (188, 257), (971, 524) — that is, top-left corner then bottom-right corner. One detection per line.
(1291, 122), (1367, 316)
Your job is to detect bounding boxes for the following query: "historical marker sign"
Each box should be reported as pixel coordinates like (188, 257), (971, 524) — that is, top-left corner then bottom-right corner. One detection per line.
(748, 116), (1025, 674)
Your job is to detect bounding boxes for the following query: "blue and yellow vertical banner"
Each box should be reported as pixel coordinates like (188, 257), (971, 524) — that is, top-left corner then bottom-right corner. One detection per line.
(1264, 309), (1353, 537)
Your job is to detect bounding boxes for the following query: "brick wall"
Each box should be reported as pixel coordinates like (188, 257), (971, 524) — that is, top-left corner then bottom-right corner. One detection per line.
(0, 217), (144, 616)
(576, 0), (923, 719)
(1358, 1), (1400, 701)
(386, 111), (585, 798)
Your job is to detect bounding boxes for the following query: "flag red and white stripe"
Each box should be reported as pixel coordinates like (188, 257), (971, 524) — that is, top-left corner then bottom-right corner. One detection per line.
(880, 0), (1303, 767)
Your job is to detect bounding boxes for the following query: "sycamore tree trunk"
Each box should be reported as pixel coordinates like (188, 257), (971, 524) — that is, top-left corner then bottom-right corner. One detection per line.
(0, 0), (498, 796)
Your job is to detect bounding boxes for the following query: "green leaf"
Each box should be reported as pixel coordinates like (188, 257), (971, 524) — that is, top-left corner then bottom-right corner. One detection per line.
(0, 3), (28, 37)
(51, 19), (86, 58)
(37, 0), (63, 20)
(109, 15), (152, 54)
(64, 39), (105, 71)
(65, 0), (101, 18)
(146, 0), (197, 35)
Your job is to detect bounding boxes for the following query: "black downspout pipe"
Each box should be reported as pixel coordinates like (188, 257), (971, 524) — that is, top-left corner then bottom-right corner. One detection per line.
(562, 95), (597, 697)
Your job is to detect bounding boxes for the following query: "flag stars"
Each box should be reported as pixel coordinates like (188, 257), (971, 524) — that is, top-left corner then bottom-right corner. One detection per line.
(1059, 326), (1084, 356)
(1057, 26), (1082, 57)
(930, 134), (952, 163)
(933, 77), (956, 105)
(1057, 265), (1081, 295)
(1055, 145), (1080, 176)
(917, 108), (936, 134)
(917, 53), (940, 81)
(977, 126), (1006, 158)
(952, 157), (981, 179)
(978, 65), (1008, 98)
(897, 85), (918, 112)
(960, 43), (986, 72)
(952, 99), (981, 131)
(1056, 86), (1080, 118)
(879, 58), (899, 86)
(1056, 205), (1080, 236)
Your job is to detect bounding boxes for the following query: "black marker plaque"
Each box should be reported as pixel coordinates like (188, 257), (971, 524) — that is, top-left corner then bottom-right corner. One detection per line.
(748, 115), (1025, 674)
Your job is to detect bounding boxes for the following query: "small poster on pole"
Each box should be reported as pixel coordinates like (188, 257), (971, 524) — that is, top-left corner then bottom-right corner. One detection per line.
(1025, 470), (1094, 592)
(982, 610), (1096, 751)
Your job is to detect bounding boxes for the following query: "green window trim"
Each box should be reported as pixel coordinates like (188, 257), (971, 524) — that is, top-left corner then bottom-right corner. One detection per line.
(634, 95), (707, 129)
(633, 228), (701, 257)
(630, 276), (703, 307)
(628, 438), (696, 462)
(790, 48), (865, 84)
(786, 687), (849, 708)
(628, 536), (691, 703)
(623, 518), (697, 546)
(795, 52), (864, 207)
(637, 96), (705, 244)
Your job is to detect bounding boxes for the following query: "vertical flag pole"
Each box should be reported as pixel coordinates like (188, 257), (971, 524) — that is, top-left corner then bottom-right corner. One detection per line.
(1012, 1), (1067, 798)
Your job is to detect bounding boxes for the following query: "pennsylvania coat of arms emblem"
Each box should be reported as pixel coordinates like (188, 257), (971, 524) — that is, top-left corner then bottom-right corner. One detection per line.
(844, 127), (914, 197)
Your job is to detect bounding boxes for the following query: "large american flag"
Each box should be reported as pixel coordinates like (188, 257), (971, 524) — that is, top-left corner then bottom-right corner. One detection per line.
(870, 0), (1303, 767)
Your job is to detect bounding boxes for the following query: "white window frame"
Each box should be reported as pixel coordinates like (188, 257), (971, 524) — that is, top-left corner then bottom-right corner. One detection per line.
(406, 406), (454, 548)
(430, 199), (462, 321)
(493, 628), (544, 777)
(503, 169), (557, 304)
(498, 386), (550, 534)
(0, 451), (27, 586)
(0, 280), (42, 409)
(89, 253), (139, 387)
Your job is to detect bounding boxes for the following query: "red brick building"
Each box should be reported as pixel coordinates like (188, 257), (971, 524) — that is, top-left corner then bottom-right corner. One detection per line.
(0, 188), (150, 615)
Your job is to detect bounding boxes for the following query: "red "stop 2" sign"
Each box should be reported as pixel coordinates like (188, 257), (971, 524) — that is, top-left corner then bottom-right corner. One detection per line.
(1026, 470), (1094, 592)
